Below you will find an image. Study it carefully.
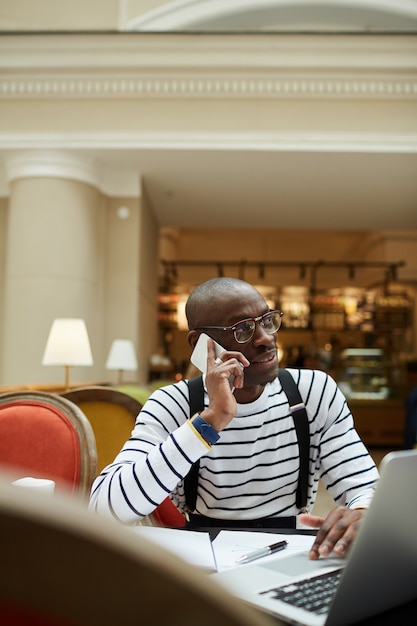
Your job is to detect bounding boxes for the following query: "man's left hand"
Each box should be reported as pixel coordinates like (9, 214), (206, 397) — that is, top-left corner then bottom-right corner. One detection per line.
(299, 506), (366, 560)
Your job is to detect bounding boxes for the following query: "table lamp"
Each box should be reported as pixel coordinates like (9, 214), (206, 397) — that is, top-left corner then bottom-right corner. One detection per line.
(105, 339), (138, 384)
(42, 318), (93, 390)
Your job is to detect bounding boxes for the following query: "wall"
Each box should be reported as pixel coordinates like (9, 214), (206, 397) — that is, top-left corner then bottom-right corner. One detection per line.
(0, 0), (120, 30)
(104, 197), (141, 382)
(0, 196), (6, 378)
(160, 228), (417, 291)
(104, 192), (159, 385)
(137, 189), (160, 384)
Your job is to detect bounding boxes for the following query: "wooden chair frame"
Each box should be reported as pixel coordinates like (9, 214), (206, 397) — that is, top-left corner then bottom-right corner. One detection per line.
(61, 386), (141, 473)
(61, 386), (142, 418)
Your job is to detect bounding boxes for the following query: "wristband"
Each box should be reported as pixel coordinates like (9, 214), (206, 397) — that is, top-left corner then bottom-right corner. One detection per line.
(191, 414), (220, 445)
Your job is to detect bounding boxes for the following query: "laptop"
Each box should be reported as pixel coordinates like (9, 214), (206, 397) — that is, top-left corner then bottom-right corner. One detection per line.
(212, 449), (417, 626)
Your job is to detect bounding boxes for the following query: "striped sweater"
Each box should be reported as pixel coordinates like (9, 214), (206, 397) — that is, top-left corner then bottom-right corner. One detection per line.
(89, 368), (379, 523)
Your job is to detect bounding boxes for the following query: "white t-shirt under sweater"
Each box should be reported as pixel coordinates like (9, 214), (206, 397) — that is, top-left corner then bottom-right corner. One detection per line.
(89, 368), (379, 524)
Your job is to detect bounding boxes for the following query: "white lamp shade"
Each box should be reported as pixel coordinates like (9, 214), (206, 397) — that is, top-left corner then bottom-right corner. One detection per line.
(42, 318), (93, 366)
(106, 339), (138, 371)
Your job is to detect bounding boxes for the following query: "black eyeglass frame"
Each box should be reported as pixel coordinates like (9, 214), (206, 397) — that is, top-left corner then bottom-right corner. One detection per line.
(195, 310), (284, 344)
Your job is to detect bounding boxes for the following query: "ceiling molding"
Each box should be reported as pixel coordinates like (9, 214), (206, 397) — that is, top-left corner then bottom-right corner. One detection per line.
(1, 131), (416, 152)
(1, 73), (416, 100)
(0, 149), (143, 197)
(1, 32), (415, 71)
(1, 33), (415, 103)
(5, 150), (102, 189)
(1, 131), (416, 198)
(0, 32), (415, 228)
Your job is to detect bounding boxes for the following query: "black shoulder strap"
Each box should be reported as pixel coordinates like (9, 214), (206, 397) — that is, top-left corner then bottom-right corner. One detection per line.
(183, 370), (310, 513)
(184, 376), (205, 512)
(278, 369), (310, 511)
(188, 374), (205, 416)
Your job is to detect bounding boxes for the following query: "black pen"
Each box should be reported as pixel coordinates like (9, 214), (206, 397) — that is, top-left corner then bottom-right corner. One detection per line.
(235, 540), (288, 564)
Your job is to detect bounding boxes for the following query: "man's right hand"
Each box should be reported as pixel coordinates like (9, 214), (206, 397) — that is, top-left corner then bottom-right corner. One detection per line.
(201, 337), (249, 432)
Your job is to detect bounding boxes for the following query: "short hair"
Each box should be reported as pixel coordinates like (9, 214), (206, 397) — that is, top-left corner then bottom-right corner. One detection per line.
(185, 277), (254, 329)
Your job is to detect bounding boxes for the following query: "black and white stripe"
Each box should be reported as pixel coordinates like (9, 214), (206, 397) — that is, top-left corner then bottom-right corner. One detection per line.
(89, 368), (378, 523)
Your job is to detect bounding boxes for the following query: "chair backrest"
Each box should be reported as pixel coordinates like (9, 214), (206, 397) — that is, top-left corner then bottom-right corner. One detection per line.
(0, 473), (274, 626)
(150, 495), (187, 527)
(61, 385), (186, 526)
(0, 391), (97, 497)
(61, 386), (142, 473)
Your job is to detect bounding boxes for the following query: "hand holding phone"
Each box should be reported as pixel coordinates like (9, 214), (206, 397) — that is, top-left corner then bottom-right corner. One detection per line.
(190, 333), (225, 374)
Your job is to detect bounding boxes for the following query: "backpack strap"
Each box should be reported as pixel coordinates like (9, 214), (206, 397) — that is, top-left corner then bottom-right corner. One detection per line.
(184, 375), (205, 512)
(183, 370), (310, 514)
(278, 369), (310, 511)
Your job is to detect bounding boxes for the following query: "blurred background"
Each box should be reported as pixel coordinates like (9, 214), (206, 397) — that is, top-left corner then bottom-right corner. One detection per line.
(0, 1), (416, 451)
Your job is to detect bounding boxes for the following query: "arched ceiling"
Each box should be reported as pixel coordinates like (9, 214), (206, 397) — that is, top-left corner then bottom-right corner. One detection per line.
(130, 0), (417, 32)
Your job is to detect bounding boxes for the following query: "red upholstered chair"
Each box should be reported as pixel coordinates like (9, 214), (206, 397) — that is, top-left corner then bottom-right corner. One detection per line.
(151, 496), (186, 528)
(0, 391), (97, 497)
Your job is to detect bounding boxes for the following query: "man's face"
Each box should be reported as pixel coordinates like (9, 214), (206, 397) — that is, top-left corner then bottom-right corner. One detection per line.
(198, 285), (280, 388)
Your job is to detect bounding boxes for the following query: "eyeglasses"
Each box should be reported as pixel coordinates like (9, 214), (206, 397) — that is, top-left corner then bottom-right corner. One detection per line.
(196, 310), (284, 344)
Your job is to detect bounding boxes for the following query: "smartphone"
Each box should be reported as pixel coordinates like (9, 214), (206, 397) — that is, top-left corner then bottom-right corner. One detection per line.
(190, 333), (225, 374)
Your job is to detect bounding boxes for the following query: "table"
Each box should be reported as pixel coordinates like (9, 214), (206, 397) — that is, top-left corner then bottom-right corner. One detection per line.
(191, 527), (417, 624)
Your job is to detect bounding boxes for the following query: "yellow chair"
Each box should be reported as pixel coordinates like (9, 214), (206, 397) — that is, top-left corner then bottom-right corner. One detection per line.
(61, 386), (142, 474)
(0, 471), (275, 626)
(62, 386), (186, 527)
(0, 390), (97, 498)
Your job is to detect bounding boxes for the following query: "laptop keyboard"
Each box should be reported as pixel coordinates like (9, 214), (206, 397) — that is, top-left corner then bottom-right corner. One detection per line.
(259, 568), (344, 615)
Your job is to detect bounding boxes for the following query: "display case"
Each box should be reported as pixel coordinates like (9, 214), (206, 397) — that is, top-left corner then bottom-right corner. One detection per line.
(337, 348), (390, 400)
(337, 347), (407, 446)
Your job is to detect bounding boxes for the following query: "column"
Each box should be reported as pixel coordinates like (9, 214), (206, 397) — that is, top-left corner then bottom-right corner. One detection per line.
(1, 151), (104, 385)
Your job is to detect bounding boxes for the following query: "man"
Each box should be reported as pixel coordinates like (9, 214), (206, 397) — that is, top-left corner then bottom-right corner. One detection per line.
(90, 277), (379, 560)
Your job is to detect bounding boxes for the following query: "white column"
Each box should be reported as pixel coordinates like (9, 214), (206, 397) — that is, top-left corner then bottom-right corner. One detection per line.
(2, 151), (104, 385)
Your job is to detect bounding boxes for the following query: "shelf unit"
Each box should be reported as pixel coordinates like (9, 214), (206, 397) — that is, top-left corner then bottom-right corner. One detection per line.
(282, 292), (411, 334)
(157, 293), (181, 329)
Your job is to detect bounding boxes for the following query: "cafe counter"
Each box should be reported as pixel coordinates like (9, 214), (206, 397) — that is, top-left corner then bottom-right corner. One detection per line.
(348, 398), (405, 447)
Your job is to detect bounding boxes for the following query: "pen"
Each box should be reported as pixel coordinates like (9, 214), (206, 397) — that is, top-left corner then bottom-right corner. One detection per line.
(235, 540), (288, 564)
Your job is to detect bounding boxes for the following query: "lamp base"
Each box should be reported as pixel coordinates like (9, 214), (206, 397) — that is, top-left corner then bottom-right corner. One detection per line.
(64, 365), (71, 391)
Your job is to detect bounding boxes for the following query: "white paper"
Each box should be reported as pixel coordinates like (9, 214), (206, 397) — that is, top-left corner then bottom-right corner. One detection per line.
(212, 530), (315, 571)
(12, 476), (55, 494)
(132, 526), (216, 572)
